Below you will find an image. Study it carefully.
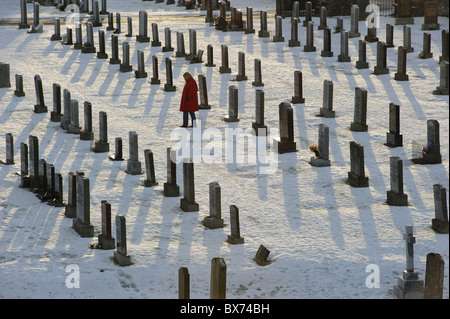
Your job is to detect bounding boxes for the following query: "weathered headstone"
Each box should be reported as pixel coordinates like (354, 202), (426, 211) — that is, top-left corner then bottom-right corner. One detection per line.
(143, 149), (158, 187)
(106, 12), (114, 31)
(418, 33), (433, 59)
(164, 58), (176, 92)
(19, 142), (30, 188)
(317, 79), (335, 118)
(321, 26), (333, 57)
(254, 244), (270, 266)
(203, 182), (224, 229)
(386, 23), (395, 48)
(61, 89), (71, 130)
(110, 137), (124, 161)
(304, 21), (316, 52)
(14, 74), (25, 97)
(190, 49), (204, 64)
(394, 0), (414, 25)
(394, 225), (424, 299)
(125, 16), (132, 37)
(186, 29), (197, 61)
(50, 83), (61, 122)
(135, 50), (147, 79)
(395, 46), (409, 81)
(73, 23), (83, 50)
(431, 184), (449, 234)
(28, 3), (43, 33)
(350, 87), (368, 132)
(288, 18), (300, 47)
(162, 27), (174, 52)
(205, 44), (215, 67)
(439, 30), (449, 64)
(227, 205), (244, 244)
(252, 89), (267, 136)
(19, 0), (30, 29)
(126, 131), (143, 175)
(50, 173), (64, 207)
(150, 55), (161, 85)
(386, 103), (403, 147)
(235, 52), (247, 81)
(252, 59), (264, 87)
(97, 30), (108, 59)
(424, 253), (444, 299)
(72, 171), (94, 237)
(92, 0), (102, 27)
(349, 5), (361, 38)
(402, 25), (414, 53)
(113, 12), (121, 34)
(333, 17), (344, 34)
(303, 1), (312, 27)
(224, 85), (239, 122)
(67, 99), (81, 134)
(136, 10), (150, 42)
(51, 18), (62, 41)
(98, 200), (116, 249)
(219, 45), (231, 73)
(109, 34), (121, 64)
(33, 75), (47, 113)
(175, 32), (186, 57)
(364, 25), (379, 43)
(93, 111), (109, 152)
(180, 159), (199, 212)
(1, 133), (14, 165)
(291, 70), (305, 104)
(373, 42), (389, 75)
(432, 62), (449, 95)
(386, 156), (408, 206)
(151, 23), (162, 47)
(164, 147), (180, 197)
(119, 42), (132, 72)
(412, 119), (442, 164)
(198, 74), (210, 109)
(421, 1), (440, 30)
(356, 40), (369, 69)
(337, 31), (350, 62)
(64, 172), (76, 218)
(258, 11), (270, 38)
(318, 6), (327, 30)
(62, 27), (73, 45)
(310, 124), (330, 167)
(245, 7), (255, 34)
(114, 215), (132, 266)
(272, 16), (285, 42)
(205, 0), (214, 23)
(178, 267), (190, 299)
(210, 257), (226, 299)
(274, 102), (296, 154)
(348, 141), (369, 187)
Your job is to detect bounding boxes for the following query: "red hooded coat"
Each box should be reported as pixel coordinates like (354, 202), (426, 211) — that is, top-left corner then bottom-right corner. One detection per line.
(180, 76), (199, 112)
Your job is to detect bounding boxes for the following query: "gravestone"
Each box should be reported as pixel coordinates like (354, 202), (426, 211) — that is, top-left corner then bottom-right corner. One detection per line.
(349, 5), (361, 38)
(386, 24), (395, 48)
(373, 42), (389, 75)
(292, 70), (305, 104)
(126, 131), (143, 175)
(162, 27), (174, 52)
(394, 225), (424, 299)
(109, 34), (121, 64)
(97, 30), (108, 59)
(386, 156), (408, 206)
(356, 40), (369, 69)
(151, 23), (162, 47)
(245, 7), (255, 34)
(19, 142), (30, 188)
(254, 244), (270, 266)
(67, 100), (81, 134)
(136, 11), (150, 42)
(350, 87), (368, 132)
(100, 0), (108, 14)
(219, 45), (231, 73)
(203, 182), (224, 229)
(252, 59), (264, 87)
(210, 257), (226, 299)
(205, 44), (215, 67)
(337, 31), (351, 62)
(394, 0), (414, 25)
(318, 6), (327, 30)
(28, 3), (43, 33)
(164, 58), (176, 92)
(80, 101), (94, 140)
(224, 85), (239, 122)
(106, 12), (114, 31)
(227, 205), (244, 244)
(304, 21), (316, 52)
(50, 83), (61, 122)
(421, 1), (440, 30)
(19, 0), (30, 29)
(92, 0), (102, 27)
(235, 52), (247, 81)
(439, 30), (449, 64)
(113, 12), (121, 34)
(333, 18), (344, 34)
(252, 89), (267, 136)
(418, 33), (433, 59)
(135, 50), (147, 78)
(198, 74), (210, 109)
(33, 75), (47, 113)
(28, 135), (39, 189)
(386, 103), (403, 147)
(303, 1), (312, 27)
(274, 102), (296, 154)
(403, 26), (414, 53)
(424, 253), (444, 299)
(288, 18), (300, 47)
(64, 172), (77, 218)
(205, 0), (214, 23)
(432, 62), (449, 95)
(186, 29), (197, 61)
(310, 124), (330, 167)
(272, 16), (285, 42)
(50, 173), (64, 207)
(51, 18), (62, 41)
(119, 42), (132, 72)
(180, 159), (199, 212)
(1, 133), (14, 165)
(164, 147), (180, 197)
(144, 149), (158, 187)
(321, 27), (333, 57)
(14, 74), (25, 97)
(98, 200), (116, 249)
(431, 184), (449, 234)
(364, 25), (379, 43)
(395, 46), (409, 81)
(178, 267), (190, 299)
(125, 16), (132, 37)
(72, 172), (94, 237)
(110, 137), (124, 161)
(150, 55), (161, 85)
(412, 119), (442, 164)
(114, 215), (132, 266)
(175, 32), (187, 58)
(93, 111), (109, 152)
(190, 49), (203, 64)
(348, 141), (369, 187)
(317, 79), (335, 118)
(73, 23), (83, 50)
(36, 159), (47, 198)
(258, 11), (270, 38)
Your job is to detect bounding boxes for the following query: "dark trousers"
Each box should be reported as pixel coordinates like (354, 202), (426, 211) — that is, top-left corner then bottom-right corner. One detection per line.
(183, 111), (196, 126)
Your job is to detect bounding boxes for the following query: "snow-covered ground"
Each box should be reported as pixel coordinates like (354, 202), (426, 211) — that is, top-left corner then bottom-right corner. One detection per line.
(0, 0), (448, 299)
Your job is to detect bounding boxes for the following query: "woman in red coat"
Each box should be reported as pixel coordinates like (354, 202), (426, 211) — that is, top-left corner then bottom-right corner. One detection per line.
(179, 72), (199, 127)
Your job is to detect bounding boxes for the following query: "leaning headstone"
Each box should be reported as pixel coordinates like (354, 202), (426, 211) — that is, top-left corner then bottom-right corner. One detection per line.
(386, 156), (408, 206)
(126, 131), (143, 175)
(424, 253), (444, 299)
(114, 215), (132, 266)
(203, 182), (224, 229)
(162, 27), (174, 52)
(337, 31), (350, 62)
(14, 74), (25, 97)
(288, 18), (300, 47)
(394, 225), (424, 299)
(431, 184), (449, 234)
(421, 1), (440, 31)
(164, 58), (176, 92)
(310, 124), (330, 167)
(254, 244), (270, 266)
(93, 111), (109, 152)
(258, 11), (270, 38)
(224, 85), (239, 122)
(347, 141), (369, 187)
(304, 21), (316, 52)
(97, 200), (116, 249)
(178, 267), (190, 299)
(274, 102), (296, 154)
(219, 45), (231, 73)
(180, 159), (199, 212)
(418, 33), (433, 59)
(72, 172), (94, 237)
(395, 46), (409, 81)
(356, 40), (369, 69)
(136, 10), (150, 42)
(50, 18), (62, 41)
(135, 50), (147, 79)
(349, 5), (361, 38)
(394, 0), (414, 25)
(119, 42), (132, 72)
(432, 62), (449, 95)
(385, 103), (403, 147)
(317, 79), (335, 118)
(164, 147), (180, 197)
(291, 70), (305, 104)
(198, 74), (210, 109)
(412, 119), (442, 164)
(19, 0), (30, 29)
(373, 42), (389, 75)
(33, 75), (47, 113)
(150, 55), (160, 85)
(50, 83), (61, 122)
(321, 26), (333, 57)
(210, 257), (226, 299)
(80, 101), (94, 140)
(350, 87), (368, 132)
(252, 89), (267, 136)
(227, 205), (244, 244)
(143, 149), (158, 187)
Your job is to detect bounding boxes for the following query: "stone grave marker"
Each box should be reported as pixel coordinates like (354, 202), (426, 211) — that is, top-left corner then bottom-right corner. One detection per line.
(304, 21), (316, 52)
(93, 111), (110, 152)
(245, 7), (255, 34)
(203, 182), (224, 229)
(224, 85), (239, 122)
(303, 1), (312, 27)
(210, 257), (226, 299)
(28, 135), (39, 189)
(205, 44), (215, 67)
(176, 32), (187, 58)
(126, 131), (143, 175)
(288, 18), (300, 47)
(439, 30), (449, 64)
(254, 244), (270, 266)
(198, 74), (211, 109)
(227, 205), (244, 244)
(310, 124), (331, 167)
(135, 50), (147, 79)
(373, 42), (389, 75)
(137, 10), (150, 42)
(418, 33), (433, 59)
(67, 99), (81, 134)
(291, 70), (305, 104)
(412, 119), (442, 164)
(125, 16), (132, 37)
(51, 18), (62, 41)
(432, 62), (449, 95)
(50, 83), (61, 122)
(274, 102), (296, 154)
(113, 12), (121, 34)
(98, 200), (116, 249)
(394, 46), (409, 81)
(252, 89), (267, 136)
(402, 25), (414, 53)
(163, 147), (180, 197)
(178, 267), (190, 299)
(64, 172), (76, 218)
(14, 74), (25, 97)
(33, 75), (47, 113)
(164, 58), (176, 92)
(114, 215), (132, 266)
(317, 79), (335, 118)
(431, 184), (449, 234)
(421, 1), (440, 30)
(321, 26), (333, 57)
(80, 101), (94, 140)
(19, 0), (30, 29)
(424, 253), (444, 299)
(28, 3), (43, 33)
(350, 87), (368, 132)
(150, 55), (161, 85)
(19, 142), (30, 188)
(151, 23), (162, 47)
(180, 159), (199, 212)
(386, 23), (395, 48)
(394, 0), (414, 25)
(356, 40), (369, 69)
(272, 16), (285, 42)
(252, 59), (264, 87)
(349, 5), (361, 38)
(219, 45), (231, 74)
(119, 42), (132, 72)
(337, 31), (350, 62)
(109, 34), (121, 64)
(386, 156), (408, 206)
(348, 141), (369, 187)
(110, 137), (124, 161)
(72, 172), (94, 237)
(97, 30), (108, 59)
(258, 11), (270, 38)
(386, 103), (403, 147)
(162, 27), (174, 52)
(235, 52), (247, 81)
(143, 149), (158, 187)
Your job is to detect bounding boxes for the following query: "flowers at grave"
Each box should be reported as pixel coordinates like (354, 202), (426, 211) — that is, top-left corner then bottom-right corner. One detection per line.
(309, 145), (320, 157)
